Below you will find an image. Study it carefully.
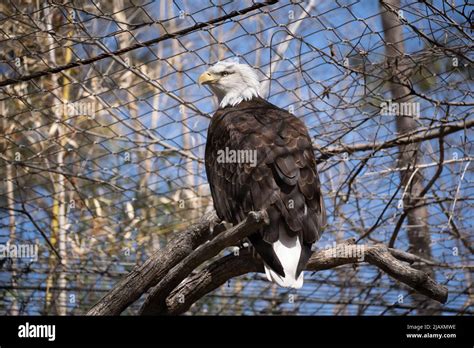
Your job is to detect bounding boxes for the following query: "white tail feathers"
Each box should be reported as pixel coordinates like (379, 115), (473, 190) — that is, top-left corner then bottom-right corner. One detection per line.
(263, 234), (304, 289)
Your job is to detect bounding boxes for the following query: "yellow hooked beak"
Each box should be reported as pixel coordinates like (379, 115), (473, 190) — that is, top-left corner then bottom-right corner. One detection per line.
(198, 71), (218, 85)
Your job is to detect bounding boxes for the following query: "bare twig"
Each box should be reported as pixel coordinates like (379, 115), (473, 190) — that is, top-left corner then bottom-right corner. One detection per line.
(0, 1), (278, 88)
(316, 118), (474, 162)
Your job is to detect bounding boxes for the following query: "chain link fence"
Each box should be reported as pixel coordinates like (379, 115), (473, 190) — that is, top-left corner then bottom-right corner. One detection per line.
(0, 0), (472, 315)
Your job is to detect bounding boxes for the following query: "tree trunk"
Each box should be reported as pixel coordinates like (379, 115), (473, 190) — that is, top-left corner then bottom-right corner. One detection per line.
(6, 161), (19, 315)
(380, 0), (439, 314)
(44, 5), (69, 315)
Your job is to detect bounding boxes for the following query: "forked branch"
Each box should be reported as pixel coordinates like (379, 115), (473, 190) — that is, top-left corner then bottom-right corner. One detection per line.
(87, 210), (448, 316)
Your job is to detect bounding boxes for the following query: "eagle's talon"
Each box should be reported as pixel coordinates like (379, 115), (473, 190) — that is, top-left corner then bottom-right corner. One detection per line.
(209, 220), (227, 238)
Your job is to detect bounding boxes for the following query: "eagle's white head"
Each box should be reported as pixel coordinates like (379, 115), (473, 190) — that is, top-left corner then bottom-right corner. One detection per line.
(198, 61), (261, 108)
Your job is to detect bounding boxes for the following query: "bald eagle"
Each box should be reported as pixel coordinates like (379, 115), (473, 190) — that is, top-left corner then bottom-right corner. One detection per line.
(199, 61), (326, 288)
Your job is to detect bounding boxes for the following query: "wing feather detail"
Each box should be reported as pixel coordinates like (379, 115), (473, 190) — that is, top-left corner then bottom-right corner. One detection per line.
(205, 98), (326, 283)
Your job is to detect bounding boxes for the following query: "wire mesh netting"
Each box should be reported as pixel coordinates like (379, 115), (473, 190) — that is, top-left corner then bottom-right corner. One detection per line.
(0, 0), (472, 315)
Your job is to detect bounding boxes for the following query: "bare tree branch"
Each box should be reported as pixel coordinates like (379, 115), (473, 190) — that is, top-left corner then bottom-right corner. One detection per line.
(156, 241), (448, 315)
(86, 210), (448, 316)
(316, 118), (474, 162)
(0, 0), (278, 88)
(87, 210), (220, 315)
(140, 210), (269, 315)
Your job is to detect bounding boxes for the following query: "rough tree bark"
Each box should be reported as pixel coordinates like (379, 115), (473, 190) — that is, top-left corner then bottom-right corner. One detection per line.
(87, 210), (448, 316)
(154, 241), (448, 315)
(140, 210), (270, 315)
(380, 0), (440, 314)
(87, 210), (220, 315)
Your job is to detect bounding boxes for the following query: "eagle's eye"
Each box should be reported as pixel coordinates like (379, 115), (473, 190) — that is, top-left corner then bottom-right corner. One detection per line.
(221, 71), (230, 77)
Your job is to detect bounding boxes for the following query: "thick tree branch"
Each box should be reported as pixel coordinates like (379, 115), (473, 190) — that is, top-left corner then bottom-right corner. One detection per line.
(87, 210), (448, 316)
(87, 210), (220, 315)
(156, 241), (448, 315)
(139, 210), (270, 315)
